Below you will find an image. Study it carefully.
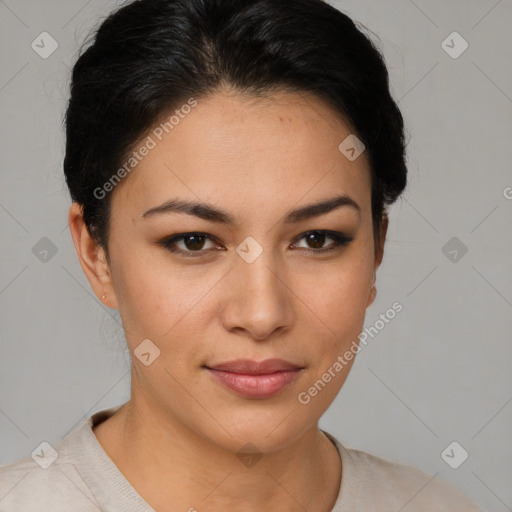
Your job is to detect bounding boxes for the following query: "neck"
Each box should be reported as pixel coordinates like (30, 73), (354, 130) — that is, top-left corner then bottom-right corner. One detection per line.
(93, 397), (342, 512)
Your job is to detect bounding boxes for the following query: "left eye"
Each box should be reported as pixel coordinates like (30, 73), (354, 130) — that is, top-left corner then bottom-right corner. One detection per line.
(159, 230), (353, 257)
(292, 230), (353, 252)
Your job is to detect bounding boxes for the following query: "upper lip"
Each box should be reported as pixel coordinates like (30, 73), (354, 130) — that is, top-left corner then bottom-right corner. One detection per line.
(206, 358), (303, 375)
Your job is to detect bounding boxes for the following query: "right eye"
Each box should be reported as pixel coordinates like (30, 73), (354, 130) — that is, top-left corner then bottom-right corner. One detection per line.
(159, 232), (223, 257)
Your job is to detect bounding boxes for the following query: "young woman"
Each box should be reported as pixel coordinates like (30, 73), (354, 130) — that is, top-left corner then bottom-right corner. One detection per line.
(0, 0), (483, 510)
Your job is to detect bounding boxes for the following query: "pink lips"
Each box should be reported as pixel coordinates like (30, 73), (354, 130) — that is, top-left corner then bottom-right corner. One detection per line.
(205, 358), (304, 399)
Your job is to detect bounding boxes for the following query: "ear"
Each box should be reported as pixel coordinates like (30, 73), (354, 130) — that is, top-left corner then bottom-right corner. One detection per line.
(68, 202), (119, 309)
(374, 211), (388, 268)
(366, 212), (389, 308)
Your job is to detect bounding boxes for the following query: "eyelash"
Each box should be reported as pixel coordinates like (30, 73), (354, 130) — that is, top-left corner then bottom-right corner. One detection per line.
(159, 230), (353, 258)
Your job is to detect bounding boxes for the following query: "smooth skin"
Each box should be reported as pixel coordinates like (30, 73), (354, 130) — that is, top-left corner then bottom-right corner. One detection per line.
(68, 87), (388, 512)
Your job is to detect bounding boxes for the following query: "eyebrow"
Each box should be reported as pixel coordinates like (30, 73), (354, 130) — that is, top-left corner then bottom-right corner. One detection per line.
(141, 194), (361, 224)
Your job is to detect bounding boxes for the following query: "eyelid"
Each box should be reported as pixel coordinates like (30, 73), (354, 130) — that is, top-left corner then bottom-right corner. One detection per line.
(159, 230), (353, 257)
(160, 232), (222, 257)
(293, 230), (352, 244)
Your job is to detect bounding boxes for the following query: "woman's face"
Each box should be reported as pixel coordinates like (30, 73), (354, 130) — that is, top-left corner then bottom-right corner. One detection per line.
(91, 89), (385, 452)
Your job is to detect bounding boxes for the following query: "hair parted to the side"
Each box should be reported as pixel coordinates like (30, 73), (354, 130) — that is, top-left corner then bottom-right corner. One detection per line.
(63, 0), (408, 263)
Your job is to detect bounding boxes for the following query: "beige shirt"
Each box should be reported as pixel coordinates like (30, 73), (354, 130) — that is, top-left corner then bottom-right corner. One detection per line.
(0, 404), (484, 511)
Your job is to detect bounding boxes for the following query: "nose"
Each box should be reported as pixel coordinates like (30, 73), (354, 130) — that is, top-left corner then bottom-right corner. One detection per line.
(219, 247), (295, 341)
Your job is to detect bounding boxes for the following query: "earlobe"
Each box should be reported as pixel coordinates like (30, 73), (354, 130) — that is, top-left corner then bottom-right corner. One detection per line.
(68, 202), (118, 309)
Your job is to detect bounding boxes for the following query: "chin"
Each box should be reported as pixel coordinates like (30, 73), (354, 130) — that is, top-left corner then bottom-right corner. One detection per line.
(198, 407), (314, 455)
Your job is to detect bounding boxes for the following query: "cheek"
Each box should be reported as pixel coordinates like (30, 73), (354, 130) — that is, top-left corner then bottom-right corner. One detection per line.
(294, 256), (374, 377)
(300, 260), (372, 328)
(110, 227), (373, 353)
(111, 253), (217, 353)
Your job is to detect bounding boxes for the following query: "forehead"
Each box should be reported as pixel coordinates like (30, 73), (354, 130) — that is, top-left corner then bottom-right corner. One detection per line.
(111, 90), (372, 222)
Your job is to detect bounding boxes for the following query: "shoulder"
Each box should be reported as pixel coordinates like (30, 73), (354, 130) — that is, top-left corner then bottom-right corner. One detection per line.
(0, 405), (128, 512)
(0, 454), (99, 512)
(343, 446), (484, 511)
(322, 430), (485, 512)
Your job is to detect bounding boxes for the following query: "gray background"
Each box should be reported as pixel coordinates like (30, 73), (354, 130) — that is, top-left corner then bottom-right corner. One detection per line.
(0, 0), (511, 510)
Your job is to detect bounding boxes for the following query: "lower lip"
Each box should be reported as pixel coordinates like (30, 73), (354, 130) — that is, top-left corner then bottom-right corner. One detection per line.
(206, 368), (302, 399)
